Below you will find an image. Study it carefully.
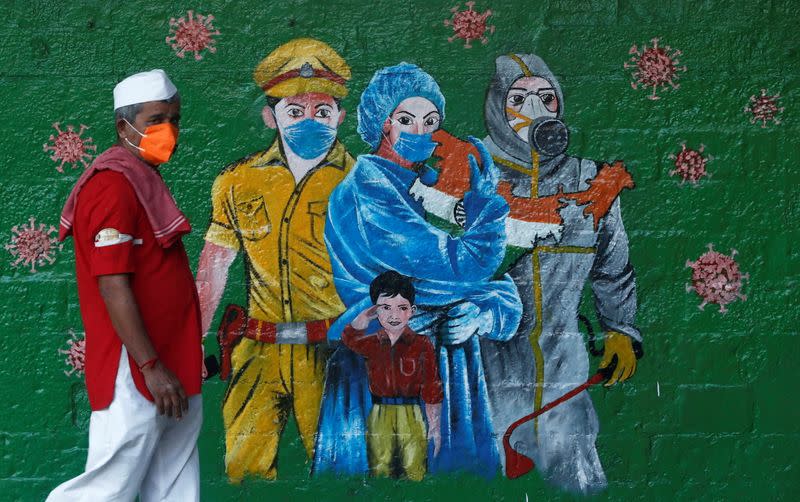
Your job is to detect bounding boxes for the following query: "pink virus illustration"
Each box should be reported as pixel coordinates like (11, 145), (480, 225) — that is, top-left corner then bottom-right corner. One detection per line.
(624, 38), (687, 100)
(59, 330), (86, 377)
(4, 216), (62, 273)
(685, 244), (748, 313)
(444, 1), (495, 48)
(669, 143), (713, 185)
(43, 122), (97, 173)
(744, 88), (784, 128)
(165, 10), (220, 61)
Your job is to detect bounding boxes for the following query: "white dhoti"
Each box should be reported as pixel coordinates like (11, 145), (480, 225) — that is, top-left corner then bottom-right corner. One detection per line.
(47, 348), (202, 502)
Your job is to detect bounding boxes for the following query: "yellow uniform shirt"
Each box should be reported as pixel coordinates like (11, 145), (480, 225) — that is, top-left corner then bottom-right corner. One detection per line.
(206, 139), (354, 323)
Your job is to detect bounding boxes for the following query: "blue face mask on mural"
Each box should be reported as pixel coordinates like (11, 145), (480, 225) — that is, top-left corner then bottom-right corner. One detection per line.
(393, 131), (437, 163)
(281, 119), (336, 160)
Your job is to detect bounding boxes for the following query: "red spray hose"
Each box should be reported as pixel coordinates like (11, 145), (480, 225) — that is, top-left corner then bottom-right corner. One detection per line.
(502, 367), (611, 479)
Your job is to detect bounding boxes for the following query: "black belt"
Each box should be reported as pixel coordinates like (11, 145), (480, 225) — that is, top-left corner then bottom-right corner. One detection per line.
(371, 395), (420, 405)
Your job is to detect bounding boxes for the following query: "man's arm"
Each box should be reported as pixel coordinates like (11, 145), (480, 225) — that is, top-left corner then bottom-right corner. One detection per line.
(195, 241), (237, 336)
(98, 274), (188, 419)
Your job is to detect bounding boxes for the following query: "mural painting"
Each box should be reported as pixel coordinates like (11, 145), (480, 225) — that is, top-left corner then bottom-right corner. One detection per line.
(408, 54), (640, 492)
(165, 10), (220, 61)
(624, 38), (686, 100)
(669, 142), (713, 185)
(744, 88), (784, 128)
(444, 2), (495, 48)
(43, 122), (97, 172)
(5, 216), (62, 272)
(195, 38), (354, 481)
(10, 1), (792, 499)
(59, 329), (86, 377)
(193, 46), (642, 493)
(685, 244), (748, 313)
(315, 62), (520, 478)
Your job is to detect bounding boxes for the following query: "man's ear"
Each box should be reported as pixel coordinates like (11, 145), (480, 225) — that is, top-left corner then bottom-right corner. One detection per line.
(115, 118), (127, 138)
(338, 108), (346, 126)
(262, 105), (277, 129)
(411, 305), (417, 314)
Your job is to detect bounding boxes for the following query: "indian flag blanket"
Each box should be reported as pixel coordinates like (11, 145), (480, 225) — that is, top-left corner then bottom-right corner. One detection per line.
(409, 130), (636, 275)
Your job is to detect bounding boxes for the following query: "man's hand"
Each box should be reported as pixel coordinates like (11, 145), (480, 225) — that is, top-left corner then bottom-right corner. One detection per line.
(351, 305), (379, 331)
(599, 331), (637, 387)
(97, 274), (190, 417)
(142, 360), (189, 419)
(441, 302), (491, 345)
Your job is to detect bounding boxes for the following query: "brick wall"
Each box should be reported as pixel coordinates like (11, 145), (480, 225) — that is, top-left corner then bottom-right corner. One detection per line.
(0, 0), (797, 499)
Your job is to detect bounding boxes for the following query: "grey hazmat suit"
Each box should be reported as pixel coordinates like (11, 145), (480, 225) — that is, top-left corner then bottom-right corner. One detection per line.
(479, 53), (641, 494)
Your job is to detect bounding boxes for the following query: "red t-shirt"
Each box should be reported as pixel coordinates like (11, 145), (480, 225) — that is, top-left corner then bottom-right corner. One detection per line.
(73, 171), (202, 410)
(342, 325), (443, 404)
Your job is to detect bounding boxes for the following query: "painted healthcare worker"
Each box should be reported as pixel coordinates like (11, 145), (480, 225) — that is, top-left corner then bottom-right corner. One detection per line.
(481, 53), (641, 494)
(314, 63), (522, 477)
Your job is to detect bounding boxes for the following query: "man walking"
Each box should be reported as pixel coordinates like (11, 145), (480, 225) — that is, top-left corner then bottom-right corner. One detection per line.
(48, 69), (203, 501)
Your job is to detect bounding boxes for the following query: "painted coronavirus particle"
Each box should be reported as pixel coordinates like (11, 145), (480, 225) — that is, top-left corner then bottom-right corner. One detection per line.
(686, 244), (748, 313)
(43, 122), (97, 173)
(669, 143), (712, 185)
(444, 2), (495, 48)
(5, 216), (61, 273)
(744, 89), (784, 128)
(624, 38), (687, 100)
(59, 330), (86, 377)
(165, 10), (220, 60)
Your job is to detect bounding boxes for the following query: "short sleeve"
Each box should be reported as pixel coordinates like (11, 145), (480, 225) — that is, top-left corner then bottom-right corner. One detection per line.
(420, 336), (443, 404)
(75, 172), (139, 277)
(205, 172), (240, 250)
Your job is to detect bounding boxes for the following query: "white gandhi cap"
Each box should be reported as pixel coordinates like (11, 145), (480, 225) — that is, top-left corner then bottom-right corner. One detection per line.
(113, 69), (178, 110)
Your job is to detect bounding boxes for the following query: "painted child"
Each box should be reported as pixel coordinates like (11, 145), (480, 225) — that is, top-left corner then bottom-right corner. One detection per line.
(342, 271), (443, 481)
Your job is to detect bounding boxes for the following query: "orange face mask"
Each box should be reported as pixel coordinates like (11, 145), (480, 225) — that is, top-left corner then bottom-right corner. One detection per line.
(124, 120), (179, 165)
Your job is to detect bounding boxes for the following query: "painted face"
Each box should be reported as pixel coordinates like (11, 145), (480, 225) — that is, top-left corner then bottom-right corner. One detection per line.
(383, 97), (441, 146)
(267, 92), (344, 159)
(375, 293), (416, 334)
(505, 76), (558, 141)
(272, 92), (343, 129)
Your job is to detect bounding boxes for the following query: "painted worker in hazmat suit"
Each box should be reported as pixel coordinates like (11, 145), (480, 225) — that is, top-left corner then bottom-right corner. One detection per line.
(313, 63), (522, 478)
(479, 54), (643, 494)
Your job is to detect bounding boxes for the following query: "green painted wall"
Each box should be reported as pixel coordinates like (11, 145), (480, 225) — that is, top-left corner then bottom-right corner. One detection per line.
(1, 0), (797, 499)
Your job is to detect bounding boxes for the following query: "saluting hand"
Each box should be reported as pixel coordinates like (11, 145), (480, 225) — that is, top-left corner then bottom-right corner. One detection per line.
(351, 305), (379, 331)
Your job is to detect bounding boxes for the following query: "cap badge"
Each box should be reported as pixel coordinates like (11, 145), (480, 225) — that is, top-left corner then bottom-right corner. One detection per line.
(299, 62), (314, 78)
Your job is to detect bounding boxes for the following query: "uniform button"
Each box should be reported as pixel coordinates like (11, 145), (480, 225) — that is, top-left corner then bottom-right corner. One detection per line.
(281, 259), (288, 265)
(309, 275), (329, 288)
(284, 300), (290, 305)
(283, 218), (289, 223)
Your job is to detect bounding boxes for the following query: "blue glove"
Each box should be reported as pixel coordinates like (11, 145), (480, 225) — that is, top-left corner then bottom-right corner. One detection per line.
(440, 301), (494, 345)
(467, 136), (499, 198)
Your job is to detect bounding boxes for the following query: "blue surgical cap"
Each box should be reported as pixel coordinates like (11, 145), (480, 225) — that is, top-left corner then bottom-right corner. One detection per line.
(357, 63), (446, 150)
